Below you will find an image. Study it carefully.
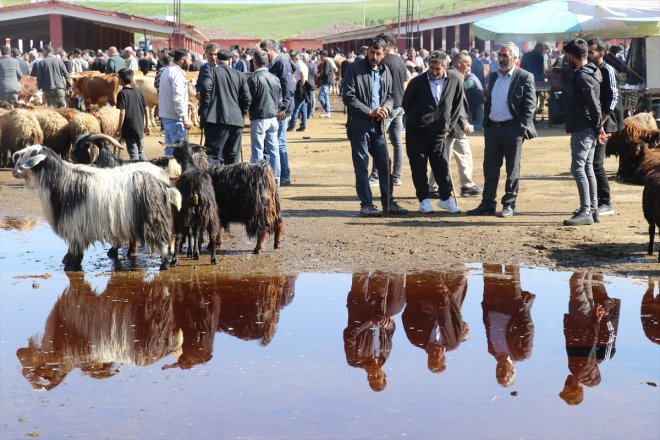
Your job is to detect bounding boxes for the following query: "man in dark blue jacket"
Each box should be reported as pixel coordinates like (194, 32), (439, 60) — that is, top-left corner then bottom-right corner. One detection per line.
(562, 39), (603, 226)
(260, 39), (295, 186)
(342, 36), (407, 217)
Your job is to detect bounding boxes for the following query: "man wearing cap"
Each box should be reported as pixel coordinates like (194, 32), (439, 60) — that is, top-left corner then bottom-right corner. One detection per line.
(201, 49), (251, 165)
(124, 47), (139, 71)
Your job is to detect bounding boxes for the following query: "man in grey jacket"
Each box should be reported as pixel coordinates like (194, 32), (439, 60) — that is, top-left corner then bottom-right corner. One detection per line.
(563, 39), (603, 226)
(36, 44), (72, 108)
(0, 45), (22, 103)
(248, 50), (284, 184)
(342, 36), (407, 217)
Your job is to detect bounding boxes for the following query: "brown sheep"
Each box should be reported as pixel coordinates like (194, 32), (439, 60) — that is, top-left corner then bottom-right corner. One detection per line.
(606, 115), (660, 157)
(32, 109), (71, 159)
(53, 107), (80, 123)
(617, 140), (660, 184)
(642, 172), (660, 262)
(89, 105), (121, 156)
(69, 111), (101, 144)
(0, 109), (44, 168)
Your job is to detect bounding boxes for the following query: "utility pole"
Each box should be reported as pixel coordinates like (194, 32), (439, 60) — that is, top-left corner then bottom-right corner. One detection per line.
(363, 0), (366, 27)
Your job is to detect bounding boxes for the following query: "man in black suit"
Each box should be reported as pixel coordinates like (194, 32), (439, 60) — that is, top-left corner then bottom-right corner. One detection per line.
(201, 50), (252, 165)
(481, 264), (535, 387)
(343, 272), (406, 392)
(467, 42), (537, 218)
(402, 270), (469, 374)
(341, 36), (407, 217)
(401, 50), (465, 214)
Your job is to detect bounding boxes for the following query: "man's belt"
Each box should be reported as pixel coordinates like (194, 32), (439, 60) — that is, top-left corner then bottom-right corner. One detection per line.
(492, 119), (515, 127)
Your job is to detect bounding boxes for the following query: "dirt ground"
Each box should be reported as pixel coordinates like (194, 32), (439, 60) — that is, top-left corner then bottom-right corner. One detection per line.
(1, 96), (658, 279)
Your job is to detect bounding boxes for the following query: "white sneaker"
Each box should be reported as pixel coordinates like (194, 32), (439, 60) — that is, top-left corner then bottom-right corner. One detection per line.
(438, 196), (461, 213)
(418, 198), (433, 213)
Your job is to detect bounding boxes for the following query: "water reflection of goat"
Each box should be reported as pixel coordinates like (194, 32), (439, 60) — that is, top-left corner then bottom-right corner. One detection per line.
(17, 272), (182, 391)
(216, 276), (296, 347)
(17, 272), (298, 388)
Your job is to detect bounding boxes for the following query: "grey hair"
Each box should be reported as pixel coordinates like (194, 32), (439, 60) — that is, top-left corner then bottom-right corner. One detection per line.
(259, 39), (279, 52)
(205, 43), (219, 53)
(500, 42), (519, 59)
(428, 50), (450, 67)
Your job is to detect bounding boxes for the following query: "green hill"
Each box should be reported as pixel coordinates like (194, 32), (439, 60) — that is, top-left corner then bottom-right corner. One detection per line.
(2, 0), (521, 40)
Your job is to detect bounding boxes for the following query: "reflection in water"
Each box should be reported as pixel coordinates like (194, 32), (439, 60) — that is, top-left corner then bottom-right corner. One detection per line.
(641, 281), (660, 345)
(482, 264), (535, 387)
(402, 270), (469, 374)
(343, 272), (406, 392)
(559, 272), (620, 405)
(17, 272), (297, 389)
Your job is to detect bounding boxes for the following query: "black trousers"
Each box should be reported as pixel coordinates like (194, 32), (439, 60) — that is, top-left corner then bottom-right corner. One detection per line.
(204, 122), (243, 165)
(482, 124), (523, 208)
(406, 128), (452, 202)
(593, 141), (611, 206)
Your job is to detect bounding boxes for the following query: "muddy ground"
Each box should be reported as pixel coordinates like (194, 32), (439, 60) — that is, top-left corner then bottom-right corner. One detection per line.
(1, 96), (658, 279)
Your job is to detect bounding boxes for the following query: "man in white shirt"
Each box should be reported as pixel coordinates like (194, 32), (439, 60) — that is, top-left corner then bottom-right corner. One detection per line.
(123, 47), (139, 71)
(158, 49), (193, 155)
(287, 51), (310, 132)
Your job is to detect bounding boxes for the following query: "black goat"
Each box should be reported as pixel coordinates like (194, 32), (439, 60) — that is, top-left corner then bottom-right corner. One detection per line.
(170, 140), (221, 266)
(209, 160), (283, 254)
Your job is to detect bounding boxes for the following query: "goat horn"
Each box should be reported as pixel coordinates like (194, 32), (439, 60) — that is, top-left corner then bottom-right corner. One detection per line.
(85, 133), (125, 150)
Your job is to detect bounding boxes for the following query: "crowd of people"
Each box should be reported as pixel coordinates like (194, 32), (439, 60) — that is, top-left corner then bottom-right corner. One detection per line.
(0, 33), (629, 224)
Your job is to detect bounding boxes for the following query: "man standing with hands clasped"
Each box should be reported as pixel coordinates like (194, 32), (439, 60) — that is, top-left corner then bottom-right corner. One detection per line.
(562, 39), (604, 226)
(467, 43), (537, 218)
(402, 50), (464, 214)
(342, 36), (408, 217)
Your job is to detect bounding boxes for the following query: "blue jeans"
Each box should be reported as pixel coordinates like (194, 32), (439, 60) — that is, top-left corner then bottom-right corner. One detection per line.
(161, 118), (187, 155)
(350, 122), (393, 208)
(278, 117), (291, 182)
(251, 117), (281, 184)
(570, 129), (597, 212)
(290, 98), (308, 129)
(318, 84), (331, 114)
(308, 92), (315, 117)
(372, 106), (404, 179)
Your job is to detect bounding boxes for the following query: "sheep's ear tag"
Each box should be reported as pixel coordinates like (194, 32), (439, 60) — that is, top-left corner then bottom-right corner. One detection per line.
(23, 154), (47, 169)
(88, 145), (100, 164)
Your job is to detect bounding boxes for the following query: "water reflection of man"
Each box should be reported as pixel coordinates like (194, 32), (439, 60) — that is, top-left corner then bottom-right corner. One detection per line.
(402, 270), (469, 374)
(343, 272), (406, 392)
(559, 272), (620, 405)
(641, 281), (659, 345)
(481, 264), (535, 387)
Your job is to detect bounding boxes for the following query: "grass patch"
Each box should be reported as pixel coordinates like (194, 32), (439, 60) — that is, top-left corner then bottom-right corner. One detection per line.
(0, 0), (518, 40)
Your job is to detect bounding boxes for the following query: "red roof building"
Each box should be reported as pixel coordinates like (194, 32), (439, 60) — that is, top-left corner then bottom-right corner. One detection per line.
(0, 0), (207, 52)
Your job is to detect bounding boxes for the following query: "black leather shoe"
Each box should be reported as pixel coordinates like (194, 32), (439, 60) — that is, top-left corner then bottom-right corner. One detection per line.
(461, 186), (483, 197)
(466, 203), (496, 216)
(385, 201), (409, 215)
(499, 205), (515, 218)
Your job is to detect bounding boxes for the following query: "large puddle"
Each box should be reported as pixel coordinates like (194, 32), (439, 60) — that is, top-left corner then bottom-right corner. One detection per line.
(0, 223), (658, 439)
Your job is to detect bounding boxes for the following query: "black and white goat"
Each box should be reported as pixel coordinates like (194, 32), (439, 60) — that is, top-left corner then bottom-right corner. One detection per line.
(170, 140), (221, 266)
(12, 145), (182, 271)
(208, 157), (283, 254)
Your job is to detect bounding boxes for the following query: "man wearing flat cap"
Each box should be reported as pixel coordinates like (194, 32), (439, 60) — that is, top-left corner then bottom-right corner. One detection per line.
(201, 49), (252, 165)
